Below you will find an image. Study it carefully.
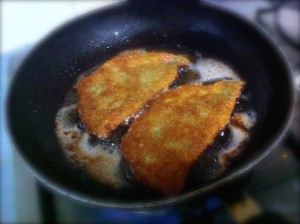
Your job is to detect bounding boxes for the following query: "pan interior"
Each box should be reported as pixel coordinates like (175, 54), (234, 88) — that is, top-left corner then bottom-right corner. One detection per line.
(7, 2), (293, 206)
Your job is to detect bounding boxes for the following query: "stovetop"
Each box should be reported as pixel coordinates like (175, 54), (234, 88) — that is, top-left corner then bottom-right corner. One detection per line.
(1, 1), (299, 223)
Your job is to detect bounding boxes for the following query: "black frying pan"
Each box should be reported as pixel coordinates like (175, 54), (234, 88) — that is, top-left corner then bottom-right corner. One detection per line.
(6, 1), (295, 208)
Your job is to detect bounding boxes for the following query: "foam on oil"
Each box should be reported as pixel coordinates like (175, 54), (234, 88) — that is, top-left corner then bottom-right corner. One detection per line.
(55, 55), (257, 190)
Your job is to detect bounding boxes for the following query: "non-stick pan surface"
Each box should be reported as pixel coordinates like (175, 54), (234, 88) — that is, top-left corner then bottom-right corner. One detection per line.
(7, 1), (294, 208)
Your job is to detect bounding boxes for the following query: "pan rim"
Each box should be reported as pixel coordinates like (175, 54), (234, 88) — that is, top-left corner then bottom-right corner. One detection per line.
(5, 1), (296, 209)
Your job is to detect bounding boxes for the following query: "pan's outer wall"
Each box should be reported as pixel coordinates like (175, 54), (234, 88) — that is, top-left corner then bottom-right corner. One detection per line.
(7, 2), (294, 208)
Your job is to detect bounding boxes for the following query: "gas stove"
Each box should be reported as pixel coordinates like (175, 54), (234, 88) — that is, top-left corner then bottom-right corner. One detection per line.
(1, 1), (299, 223)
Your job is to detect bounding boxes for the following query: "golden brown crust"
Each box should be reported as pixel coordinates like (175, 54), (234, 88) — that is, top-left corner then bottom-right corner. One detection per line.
(120, 81), (244, 195)
(76, 50), (190, 138)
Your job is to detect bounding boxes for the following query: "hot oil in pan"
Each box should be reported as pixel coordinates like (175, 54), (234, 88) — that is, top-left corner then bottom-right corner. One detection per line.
(55, 52), (257, 192)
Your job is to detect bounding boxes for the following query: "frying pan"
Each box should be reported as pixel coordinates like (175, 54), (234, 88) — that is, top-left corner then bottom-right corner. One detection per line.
(6, 0), (295, 208)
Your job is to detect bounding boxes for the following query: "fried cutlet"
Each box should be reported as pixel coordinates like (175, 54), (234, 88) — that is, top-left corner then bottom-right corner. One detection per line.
(76, 50), (190, 138)
(120, 81), (244, 195)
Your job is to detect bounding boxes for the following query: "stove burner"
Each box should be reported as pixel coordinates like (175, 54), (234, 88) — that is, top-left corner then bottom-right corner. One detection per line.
(256, 0), (300, 51)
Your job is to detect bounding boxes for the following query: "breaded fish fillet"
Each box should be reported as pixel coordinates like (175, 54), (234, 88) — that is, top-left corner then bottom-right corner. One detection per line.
(120, 81), (244, 195)
(76, 50), (190, 138)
